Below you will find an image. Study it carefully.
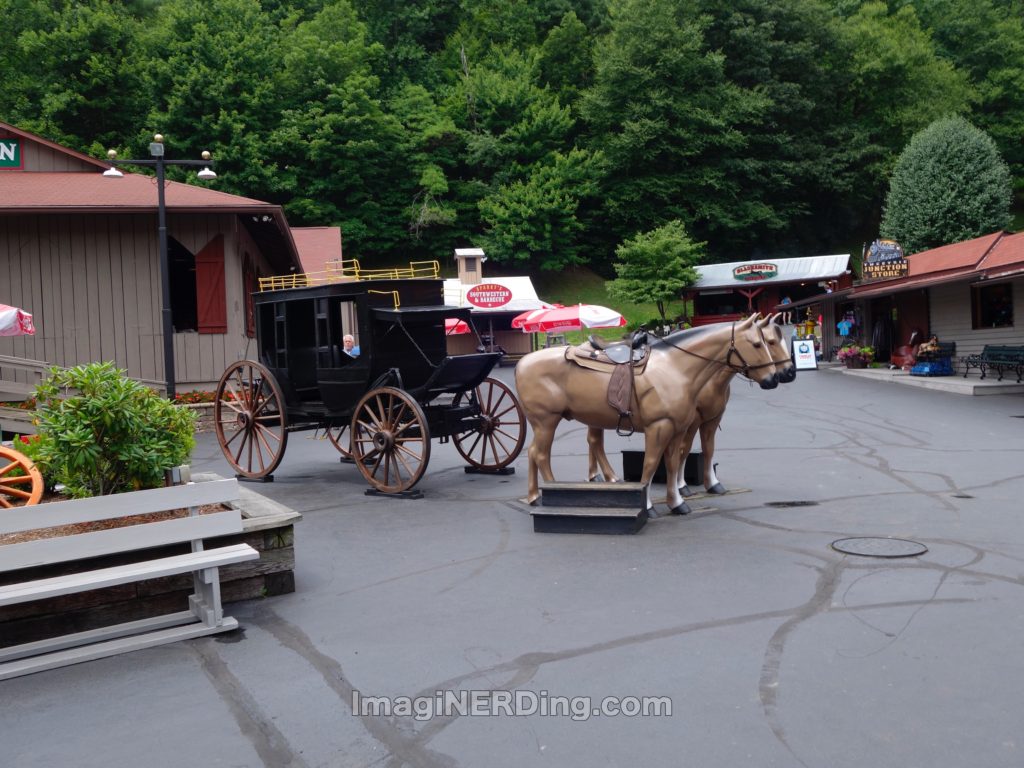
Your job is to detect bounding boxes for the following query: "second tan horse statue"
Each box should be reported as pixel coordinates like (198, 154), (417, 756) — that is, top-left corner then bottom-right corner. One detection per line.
(515, 314), (779, 513)
(585, 313), (796, 502)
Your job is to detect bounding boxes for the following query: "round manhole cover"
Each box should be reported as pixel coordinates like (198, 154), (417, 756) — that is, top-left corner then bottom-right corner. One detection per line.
(831, 537), (928, 558)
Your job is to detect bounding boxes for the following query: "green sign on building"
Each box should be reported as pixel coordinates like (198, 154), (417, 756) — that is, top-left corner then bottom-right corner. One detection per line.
(0, 139), (22, 169)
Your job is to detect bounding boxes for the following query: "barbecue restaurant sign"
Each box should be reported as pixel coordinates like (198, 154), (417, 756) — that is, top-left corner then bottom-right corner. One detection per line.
(466, 283), (513, 308)
(732, 263), (778, 282)
(862, 239), (908, 280)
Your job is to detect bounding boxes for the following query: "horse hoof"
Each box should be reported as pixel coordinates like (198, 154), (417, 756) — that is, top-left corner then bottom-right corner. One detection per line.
(669, 502), (691, 516)
(527, 495), (540, 506)
(589, 475), (603, 482)
(707, 483), (727, 495)
(680, 486), (694, 498)
(646, 507), (659, 519)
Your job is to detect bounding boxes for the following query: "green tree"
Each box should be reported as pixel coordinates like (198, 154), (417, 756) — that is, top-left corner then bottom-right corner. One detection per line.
(580, 0), (769, 258)
(908, 0), (1024, 186)
(880, 116), (1011, 254)
(0, 0), (150, 154)
(478, 148), (602, 271)
(836, 2), (974, 189)
(537, 11), (595, 116)
(607, 220), (702, 323)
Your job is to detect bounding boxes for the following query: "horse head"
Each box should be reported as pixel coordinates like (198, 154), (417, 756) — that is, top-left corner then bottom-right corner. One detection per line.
(758, 313), (796, 383)
(731, 314), (779, 389)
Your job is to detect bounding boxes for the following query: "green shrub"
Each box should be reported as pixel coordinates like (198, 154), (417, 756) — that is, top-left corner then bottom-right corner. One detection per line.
(32, 362), (196, 498)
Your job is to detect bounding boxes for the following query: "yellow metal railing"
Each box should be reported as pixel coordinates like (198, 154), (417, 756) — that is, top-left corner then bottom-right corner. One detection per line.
(367, 290), (401, 309)
(258, 259), (440, 291)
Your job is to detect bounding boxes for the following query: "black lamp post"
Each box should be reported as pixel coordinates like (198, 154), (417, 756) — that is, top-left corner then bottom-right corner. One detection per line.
(104, 135), (216, 399)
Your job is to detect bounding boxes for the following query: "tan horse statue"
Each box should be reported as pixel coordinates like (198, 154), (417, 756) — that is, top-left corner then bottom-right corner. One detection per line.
(585, 313), (795, 505)
(515, 314), (779, 512)
(670, 313), (795, 498)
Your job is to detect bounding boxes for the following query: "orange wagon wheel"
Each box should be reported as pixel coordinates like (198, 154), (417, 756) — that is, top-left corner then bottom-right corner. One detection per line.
(0, 445), (44, 508)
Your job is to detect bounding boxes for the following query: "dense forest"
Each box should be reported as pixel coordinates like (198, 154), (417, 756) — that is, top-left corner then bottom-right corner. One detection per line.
(4, 0), (1023, 273)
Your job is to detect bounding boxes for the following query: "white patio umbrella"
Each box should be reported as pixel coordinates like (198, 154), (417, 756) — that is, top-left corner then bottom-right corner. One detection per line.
(0, 304), (35, 336)
(518, 303), (626, 333)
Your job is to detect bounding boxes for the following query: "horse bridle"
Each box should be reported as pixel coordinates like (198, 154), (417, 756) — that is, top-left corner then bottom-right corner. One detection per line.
(660, 321), (779, 379)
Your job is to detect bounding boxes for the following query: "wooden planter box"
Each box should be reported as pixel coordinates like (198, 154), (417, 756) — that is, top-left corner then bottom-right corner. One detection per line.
(0, 473), (301, 648)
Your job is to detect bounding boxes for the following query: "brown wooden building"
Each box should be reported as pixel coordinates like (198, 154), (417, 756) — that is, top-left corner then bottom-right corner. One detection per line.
(0, 122), (301, 395)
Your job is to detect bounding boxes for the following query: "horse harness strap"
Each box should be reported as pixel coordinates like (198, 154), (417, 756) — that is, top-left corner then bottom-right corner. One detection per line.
(662, 322), (775, 379)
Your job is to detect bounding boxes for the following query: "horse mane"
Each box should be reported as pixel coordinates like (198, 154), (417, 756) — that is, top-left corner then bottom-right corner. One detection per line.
(652, 322), (729, 349)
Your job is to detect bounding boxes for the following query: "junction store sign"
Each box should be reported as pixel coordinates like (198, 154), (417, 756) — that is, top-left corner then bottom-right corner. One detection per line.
(466, 283), (513, 308)
(862, 239), (908, 281)
(0, 139), (23, 169)
(732, 263), (778, 282)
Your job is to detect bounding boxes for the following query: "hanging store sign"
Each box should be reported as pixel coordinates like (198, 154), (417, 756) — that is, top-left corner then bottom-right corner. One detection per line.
(0, 138), (23, 170)
(466, 283), (513, 308)
(732, 263), (778, 281)
(862, 239), (908, 280)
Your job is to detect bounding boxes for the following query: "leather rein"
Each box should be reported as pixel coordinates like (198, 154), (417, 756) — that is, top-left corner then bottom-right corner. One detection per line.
(658, 322), (781, 380)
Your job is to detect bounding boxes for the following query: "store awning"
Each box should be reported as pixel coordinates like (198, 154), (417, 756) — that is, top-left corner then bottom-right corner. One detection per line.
(851, 269), (976, 300)
(774, 288), (852, 311)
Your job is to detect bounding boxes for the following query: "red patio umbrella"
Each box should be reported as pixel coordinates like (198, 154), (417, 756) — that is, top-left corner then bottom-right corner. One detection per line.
(518, 303), (626, 333)
(445, 317), (471, 335)
(0, 304), (35, 336)
(511, 304), (564, 330)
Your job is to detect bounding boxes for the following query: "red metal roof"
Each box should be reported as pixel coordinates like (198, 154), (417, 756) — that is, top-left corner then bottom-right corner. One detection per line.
(978, 230), (1024, 273)
(291, 227), (343, 274)
(0, 171), (272, 212)
(906, 230), (1003, 275)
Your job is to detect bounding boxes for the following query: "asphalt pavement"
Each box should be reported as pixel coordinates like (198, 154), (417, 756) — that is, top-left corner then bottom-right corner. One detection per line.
(3, 365), (1024, 768)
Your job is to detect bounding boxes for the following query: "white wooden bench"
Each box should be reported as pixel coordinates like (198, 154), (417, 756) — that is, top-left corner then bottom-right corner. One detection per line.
(0, 478), (258, 680)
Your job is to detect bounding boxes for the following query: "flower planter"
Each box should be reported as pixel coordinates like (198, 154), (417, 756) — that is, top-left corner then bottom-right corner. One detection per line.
(845, 358), (867, 369)
(0, 473), (301, 647)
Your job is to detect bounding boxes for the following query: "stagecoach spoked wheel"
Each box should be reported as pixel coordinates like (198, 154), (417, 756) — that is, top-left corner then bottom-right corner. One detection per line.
(325, 423), (353, 460)
(215, 360), (288, 479)
(351, 387), (430, 493)
(0, 445), (44, 508)
(452, 377), (526, 471)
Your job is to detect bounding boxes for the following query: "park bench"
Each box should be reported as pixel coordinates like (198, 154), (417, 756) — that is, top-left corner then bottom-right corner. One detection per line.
(0, 477), (257, 680)
(962, 345), (1024, 382)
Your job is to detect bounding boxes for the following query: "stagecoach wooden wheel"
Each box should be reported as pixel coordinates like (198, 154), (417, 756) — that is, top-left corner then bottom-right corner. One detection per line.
(452, 378), (526, 471)
(0, 445), (44, 508)
(214, 360), (288, 479)
(325, 423), (353, 460)
(351, 387), (430, 493)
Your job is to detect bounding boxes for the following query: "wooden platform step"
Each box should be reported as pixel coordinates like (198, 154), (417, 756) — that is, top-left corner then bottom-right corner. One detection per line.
(533, 482), (647, 535)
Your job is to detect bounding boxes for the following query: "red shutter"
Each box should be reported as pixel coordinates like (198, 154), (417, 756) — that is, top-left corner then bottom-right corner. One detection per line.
(195, 234), (227, 334)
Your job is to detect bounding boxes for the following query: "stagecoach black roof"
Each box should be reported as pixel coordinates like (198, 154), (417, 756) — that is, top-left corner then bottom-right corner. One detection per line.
(372, 306), (473, 323)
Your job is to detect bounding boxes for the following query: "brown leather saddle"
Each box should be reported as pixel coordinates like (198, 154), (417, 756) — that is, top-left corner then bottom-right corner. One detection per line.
(565, 331), (650, 435)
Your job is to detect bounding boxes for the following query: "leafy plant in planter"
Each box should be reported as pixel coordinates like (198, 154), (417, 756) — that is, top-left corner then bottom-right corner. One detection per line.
(32, 362), (196, 498)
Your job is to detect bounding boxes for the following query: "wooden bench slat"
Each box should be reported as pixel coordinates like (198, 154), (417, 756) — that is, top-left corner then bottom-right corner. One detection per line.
(0, 543), (258, 607)
(1, 512), (247, 573)
(0, 478), (239, 535)
(0, 616), (241, 681)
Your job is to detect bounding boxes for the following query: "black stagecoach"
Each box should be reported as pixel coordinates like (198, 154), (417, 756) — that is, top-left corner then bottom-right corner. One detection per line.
(214, 272), (526, 494)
